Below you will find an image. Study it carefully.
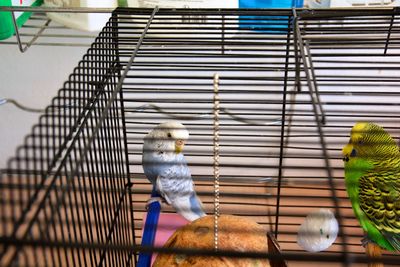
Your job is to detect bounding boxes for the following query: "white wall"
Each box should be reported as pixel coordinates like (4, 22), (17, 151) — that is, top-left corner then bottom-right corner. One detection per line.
(0, 44), (88, 169)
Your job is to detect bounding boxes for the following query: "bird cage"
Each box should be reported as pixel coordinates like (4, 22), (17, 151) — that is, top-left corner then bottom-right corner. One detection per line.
(1, 7), (400, 266)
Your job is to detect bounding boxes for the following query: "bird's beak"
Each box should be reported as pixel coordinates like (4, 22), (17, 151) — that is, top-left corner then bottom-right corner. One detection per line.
(342, 143), (353, 162)
(175, 139), (185, 154)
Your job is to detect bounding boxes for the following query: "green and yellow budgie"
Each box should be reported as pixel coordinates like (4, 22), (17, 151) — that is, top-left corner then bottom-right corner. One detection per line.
(342, 122), (400, 252)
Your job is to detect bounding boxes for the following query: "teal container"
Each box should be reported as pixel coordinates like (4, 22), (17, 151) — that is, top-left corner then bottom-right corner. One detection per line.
(239, 0), (304, 33)
(0, 0), (43, 40)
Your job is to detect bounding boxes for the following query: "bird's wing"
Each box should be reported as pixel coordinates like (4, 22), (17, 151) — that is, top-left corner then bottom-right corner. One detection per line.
(156, 160), (205, 221)
(359, 171), (400, 250)
(156, 161), (193, 203)
(170, 193), (206, 221)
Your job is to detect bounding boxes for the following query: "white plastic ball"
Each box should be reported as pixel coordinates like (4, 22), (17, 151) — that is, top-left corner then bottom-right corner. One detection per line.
(297, 209), (339, 252)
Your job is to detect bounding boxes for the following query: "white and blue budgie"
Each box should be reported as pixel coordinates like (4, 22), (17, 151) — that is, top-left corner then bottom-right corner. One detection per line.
(142, 121), (206, 221)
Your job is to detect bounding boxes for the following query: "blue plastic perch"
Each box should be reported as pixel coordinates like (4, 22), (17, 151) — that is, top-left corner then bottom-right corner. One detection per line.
(137, 190), (161, 267)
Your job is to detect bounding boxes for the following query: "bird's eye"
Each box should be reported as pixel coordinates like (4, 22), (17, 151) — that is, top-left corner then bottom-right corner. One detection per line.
(167, 133), (172, 138)
(358, 140), (363, 145)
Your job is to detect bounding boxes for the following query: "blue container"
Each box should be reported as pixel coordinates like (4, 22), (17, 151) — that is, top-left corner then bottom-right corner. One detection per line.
(239, 0), (304, 33)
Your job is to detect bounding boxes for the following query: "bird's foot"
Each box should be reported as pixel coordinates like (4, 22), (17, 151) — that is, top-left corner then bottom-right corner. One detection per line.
(145, 197), (164, 210)
(361, 235), (376, 248)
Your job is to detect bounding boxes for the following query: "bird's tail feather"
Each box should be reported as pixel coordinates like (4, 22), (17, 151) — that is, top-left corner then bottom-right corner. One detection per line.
(172, 193), (206, 222)
(383, 232), (400, 251)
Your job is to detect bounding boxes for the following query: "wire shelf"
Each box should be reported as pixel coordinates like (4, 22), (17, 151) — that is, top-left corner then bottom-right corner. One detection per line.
(1, 7), (400, 267)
